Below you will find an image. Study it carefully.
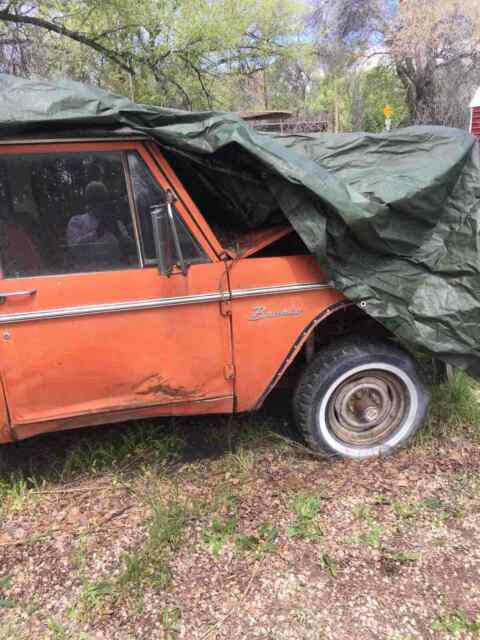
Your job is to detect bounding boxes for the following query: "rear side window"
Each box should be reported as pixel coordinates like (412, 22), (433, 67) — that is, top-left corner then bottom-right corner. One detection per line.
(0, 151), (139, 278)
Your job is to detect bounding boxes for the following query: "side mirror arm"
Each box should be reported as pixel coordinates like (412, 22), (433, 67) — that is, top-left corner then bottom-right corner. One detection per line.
(166, 191), (187, 276)
(150, 204), (170, 276)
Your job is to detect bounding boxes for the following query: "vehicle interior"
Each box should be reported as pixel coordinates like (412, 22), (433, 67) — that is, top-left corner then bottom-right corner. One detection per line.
(161, 143), (311, 259)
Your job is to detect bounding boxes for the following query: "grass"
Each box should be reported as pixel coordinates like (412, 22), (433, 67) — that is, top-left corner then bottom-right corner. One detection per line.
(78, 579), (114, 613)
(61, 424), (184, 479)
(420, 370), (480, 444)
(118, 494), (187, 592)
(1, 372), (480, 636)
(0, 473), (44, 515)
(161, 607), (182, 639)
(235, 522), (279, 555)
(202, 516), (237, 555)
(0, 575), (16, 609)
(432, 609), (480, 636)
(287, 494), (323, 541)
(346, 503), (384, 549)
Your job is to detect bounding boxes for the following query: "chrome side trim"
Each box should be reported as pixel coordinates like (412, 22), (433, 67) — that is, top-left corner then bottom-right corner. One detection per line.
(0, 282), (332, 325)
(231, 282), (331, 300)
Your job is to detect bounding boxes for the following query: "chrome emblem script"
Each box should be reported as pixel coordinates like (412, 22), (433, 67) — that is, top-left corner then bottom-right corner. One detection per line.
(249, 305), (303, 321)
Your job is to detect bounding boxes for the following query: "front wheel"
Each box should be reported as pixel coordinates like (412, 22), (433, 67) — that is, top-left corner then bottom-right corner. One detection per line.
(293, 337), (429, 459)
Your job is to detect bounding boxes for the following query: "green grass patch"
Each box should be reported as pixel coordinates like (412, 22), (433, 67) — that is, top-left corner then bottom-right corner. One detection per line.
(0, 575), (16, 609)
(432, 609), (480, 636)
(202, 516), (237, 555)
(62, 425), (184, 478)
(235, 522), (279, 555)
(287, 494), (323, 541)
(119, 495), (187, 592)
(420, 371), (480, 444)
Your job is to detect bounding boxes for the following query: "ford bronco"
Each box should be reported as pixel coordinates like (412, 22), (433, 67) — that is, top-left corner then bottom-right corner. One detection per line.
(0, 134), (428, 460)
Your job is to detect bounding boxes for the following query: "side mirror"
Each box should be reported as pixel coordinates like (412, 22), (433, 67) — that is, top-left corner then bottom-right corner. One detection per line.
(150, 191), (187, 277)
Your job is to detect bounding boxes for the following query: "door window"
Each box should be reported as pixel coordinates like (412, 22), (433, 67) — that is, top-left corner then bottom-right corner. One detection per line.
(0, 151), (139, 278)
(127, 151), (208, 265)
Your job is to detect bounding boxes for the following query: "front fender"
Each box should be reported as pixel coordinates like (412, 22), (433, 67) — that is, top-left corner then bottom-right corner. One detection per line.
(253, 300), (353, 409)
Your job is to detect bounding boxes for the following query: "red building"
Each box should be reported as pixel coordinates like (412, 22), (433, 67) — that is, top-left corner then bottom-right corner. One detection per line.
(470, 88), (480, 138)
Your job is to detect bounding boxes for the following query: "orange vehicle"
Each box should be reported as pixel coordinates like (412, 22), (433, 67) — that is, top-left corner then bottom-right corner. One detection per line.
(0, 134), (428, 461)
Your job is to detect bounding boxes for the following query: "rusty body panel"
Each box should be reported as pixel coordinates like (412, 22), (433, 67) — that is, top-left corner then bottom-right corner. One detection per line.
(0, 261), (234, 430)
(228, 256), (345, 411)
(0, 137), (349, 445)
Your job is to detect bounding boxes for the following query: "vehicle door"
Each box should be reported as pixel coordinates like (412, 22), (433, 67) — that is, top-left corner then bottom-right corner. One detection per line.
(0, 141), (233, 432)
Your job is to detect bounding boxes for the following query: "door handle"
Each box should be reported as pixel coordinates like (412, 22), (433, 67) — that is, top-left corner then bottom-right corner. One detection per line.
(0, 289), (37, 302)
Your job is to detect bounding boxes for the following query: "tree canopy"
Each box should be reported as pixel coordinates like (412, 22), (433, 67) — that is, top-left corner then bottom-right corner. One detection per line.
(0, 0), (478, 129)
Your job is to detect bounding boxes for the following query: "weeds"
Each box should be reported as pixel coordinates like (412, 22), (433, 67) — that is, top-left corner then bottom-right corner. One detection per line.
(432, 609), (480, 635)
(203, 517), (237, 555)
(345, 525), (383, 549)
(421, 371), (480, 444)
(320, 553), (337, 577)
(161, 607), (182, 639)
(0, 576), (16, 609)
(228, 447), (255, 474)
(119, 496), (187, 592)
(0, 474), (41, 514)
(235, 522), (278, 555)
(346, 503), (383, 549)
(287, 495), (323, 541)
(382, 550), (419, 563)
(79, 579), (114, 613)
(46, 618), (67, 639)
(392, 500), (420, 522)
(62, 426), (184, 478)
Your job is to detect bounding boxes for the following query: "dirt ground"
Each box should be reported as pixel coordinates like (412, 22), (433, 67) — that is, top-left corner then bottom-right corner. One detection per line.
(1, 391), (480, 640)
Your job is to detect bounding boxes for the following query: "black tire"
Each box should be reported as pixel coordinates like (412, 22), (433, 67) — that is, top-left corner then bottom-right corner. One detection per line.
(293, 336), (429, 459)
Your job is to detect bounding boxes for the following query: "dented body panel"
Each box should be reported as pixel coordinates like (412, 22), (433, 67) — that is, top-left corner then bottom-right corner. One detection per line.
(0, 136), (350, 445)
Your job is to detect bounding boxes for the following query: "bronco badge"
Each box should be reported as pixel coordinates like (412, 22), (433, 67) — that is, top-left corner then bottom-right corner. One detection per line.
(249, 305), (303, 321)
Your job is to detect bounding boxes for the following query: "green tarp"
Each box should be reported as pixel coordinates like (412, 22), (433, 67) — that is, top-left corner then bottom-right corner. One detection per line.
(1, 75), (480, 374)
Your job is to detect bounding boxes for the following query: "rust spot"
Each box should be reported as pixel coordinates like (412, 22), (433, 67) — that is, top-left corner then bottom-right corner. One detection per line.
(133, 374), (202, 399)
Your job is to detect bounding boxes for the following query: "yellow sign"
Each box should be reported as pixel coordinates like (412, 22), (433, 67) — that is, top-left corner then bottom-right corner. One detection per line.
(383, 105), (394, 118)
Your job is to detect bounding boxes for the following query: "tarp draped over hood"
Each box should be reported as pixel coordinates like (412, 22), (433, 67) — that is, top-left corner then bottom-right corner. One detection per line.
(1, 75), (480, 374)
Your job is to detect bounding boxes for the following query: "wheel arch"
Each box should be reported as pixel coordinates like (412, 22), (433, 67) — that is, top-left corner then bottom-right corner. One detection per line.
(254, 301), (394, 409)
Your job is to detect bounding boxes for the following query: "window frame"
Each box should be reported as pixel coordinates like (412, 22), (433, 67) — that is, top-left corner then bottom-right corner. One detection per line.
(0, 139), (220, 280)
(124, 149), (208, 268)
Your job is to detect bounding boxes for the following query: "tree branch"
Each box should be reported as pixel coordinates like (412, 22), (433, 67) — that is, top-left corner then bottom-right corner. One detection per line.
(0, 9), (136, 75)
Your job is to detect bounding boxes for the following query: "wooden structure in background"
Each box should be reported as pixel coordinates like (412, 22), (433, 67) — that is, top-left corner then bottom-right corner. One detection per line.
(240, 110), (329, 134)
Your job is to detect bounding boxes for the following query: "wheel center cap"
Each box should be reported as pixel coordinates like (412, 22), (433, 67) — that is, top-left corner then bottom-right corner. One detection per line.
(363, 406), (379, 422)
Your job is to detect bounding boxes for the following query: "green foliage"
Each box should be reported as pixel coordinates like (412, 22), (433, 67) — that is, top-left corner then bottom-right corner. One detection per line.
(61, 426), (183, 478)
(202, 517), (237, 555)
(427, 370), (480, 435)
(46, 619), (67, 640)
(345, 506), (383, 548)
(321, 553), (337, 577)
(235, 522), (278, 554)
(360, 66), (409, 132)
(287, 494), (323, 541)
(119, 496), (187, 591)
(432, 610), (480, 636)
(5, 0), (307, 111)
(161, 607), (182, 639)
(0, 575), (16, 609)
(382, 550), (419, 563)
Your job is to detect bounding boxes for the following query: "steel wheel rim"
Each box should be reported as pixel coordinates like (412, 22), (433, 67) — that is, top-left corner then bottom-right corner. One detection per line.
(325, 369), (410, 447)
